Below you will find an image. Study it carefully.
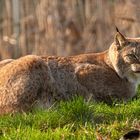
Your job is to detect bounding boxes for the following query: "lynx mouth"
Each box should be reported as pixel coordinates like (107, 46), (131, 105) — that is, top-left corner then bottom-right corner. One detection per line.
(133, 71), (140, 73)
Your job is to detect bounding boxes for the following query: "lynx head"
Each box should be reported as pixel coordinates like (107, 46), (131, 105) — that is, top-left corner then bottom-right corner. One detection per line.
(109, 27), (140, 84)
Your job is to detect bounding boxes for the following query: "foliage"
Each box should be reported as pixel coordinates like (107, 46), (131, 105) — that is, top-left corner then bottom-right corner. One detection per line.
(0, 92), (140, 140)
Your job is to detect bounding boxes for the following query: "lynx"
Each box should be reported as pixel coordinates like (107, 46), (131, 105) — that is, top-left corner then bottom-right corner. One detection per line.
(0, 59), (13, 68)
(0, 28), (140, 114)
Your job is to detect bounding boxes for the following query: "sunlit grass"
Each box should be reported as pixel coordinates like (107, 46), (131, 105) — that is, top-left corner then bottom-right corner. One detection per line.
(0, 93), (140, 140)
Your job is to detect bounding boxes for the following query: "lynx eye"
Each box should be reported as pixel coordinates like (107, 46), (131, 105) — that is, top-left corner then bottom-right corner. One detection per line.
(127, 54), (137, 59)
(125, 54), (138, 63)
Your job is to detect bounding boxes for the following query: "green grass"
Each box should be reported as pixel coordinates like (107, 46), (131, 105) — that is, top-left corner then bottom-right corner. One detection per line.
(1, 93), (140, 140)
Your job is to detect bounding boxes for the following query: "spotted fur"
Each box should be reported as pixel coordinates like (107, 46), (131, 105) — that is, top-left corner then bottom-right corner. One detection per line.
(1, 30), (140, 114)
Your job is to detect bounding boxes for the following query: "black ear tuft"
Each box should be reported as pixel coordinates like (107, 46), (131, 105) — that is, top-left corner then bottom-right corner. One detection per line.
(114, 26), (127, 49)
(115, 26), (119, 32)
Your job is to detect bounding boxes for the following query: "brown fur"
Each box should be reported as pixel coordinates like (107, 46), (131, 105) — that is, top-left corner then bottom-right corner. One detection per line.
(0, 59), (13, 68)
(1, 30), (140, 114)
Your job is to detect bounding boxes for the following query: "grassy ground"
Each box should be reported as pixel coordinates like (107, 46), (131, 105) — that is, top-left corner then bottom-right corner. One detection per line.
(0, 92), (140, 140)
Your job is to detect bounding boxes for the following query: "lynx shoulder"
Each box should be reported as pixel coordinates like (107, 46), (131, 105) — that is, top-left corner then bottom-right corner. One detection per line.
(0, 59), (13, 68)
(1, 29), (140, 114)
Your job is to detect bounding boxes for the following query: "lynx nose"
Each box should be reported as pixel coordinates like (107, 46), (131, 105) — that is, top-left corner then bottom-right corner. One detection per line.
(131, 64), (140, 73)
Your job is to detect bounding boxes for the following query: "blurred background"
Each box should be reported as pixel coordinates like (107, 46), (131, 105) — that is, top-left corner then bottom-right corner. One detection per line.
(0, 0), (140, 59)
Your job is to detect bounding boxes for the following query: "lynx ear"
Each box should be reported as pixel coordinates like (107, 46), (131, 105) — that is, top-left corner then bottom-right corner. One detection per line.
(114, 27), (127, 49)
